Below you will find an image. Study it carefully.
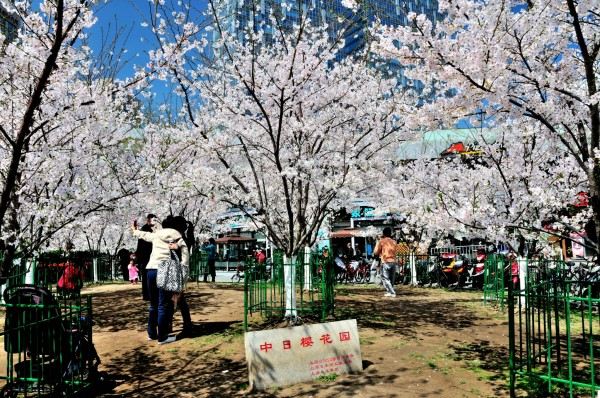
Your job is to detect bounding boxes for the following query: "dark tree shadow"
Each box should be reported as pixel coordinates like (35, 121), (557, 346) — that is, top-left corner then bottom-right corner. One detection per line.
(87, 285), (509, 397)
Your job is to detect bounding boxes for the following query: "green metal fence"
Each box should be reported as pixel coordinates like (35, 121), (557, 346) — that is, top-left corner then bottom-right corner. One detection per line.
(244, 251), (335, 330)
(189, 249), (208, 283)
(508, 259), (600, 397)
(36, 251), (116, 285)
(0, 251), (101, 397)
(0, 287), (99, 396)
(483, 254), (507, 310)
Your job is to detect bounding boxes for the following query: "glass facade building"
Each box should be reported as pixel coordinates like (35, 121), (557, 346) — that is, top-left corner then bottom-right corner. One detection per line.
(215, 0), (439, 58)
(211, 0), (439, 85)
(0, 2), (18, 42)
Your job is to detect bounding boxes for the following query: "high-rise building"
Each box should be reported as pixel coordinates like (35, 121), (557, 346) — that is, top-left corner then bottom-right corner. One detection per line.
(211, 0), (438, 84)
(0, 1), (18, 42)
(214, 0), (438, 58)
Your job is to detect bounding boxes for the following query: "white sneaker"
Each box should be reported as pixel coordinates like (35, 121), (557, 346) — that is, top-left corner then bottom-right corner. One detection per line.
(158, 336), (177, 345)
(384, 293), (396, 297)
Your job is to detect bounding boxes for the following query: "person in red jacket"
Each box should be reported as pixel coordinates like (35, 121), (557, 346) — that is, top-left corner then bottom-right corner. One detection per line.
(57, 261), (84, 294)
(255, 249), (266, 264)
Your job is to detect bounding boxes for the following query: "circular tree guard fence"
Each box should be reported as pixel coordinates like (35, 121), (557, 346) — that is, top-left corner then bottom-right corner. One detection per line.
(244, 250), (335, 330)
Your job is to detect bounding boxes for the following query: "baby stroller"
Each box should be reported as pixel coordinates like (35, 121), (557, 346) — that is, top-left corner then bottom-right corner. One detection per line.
(1, 285), (101, 397)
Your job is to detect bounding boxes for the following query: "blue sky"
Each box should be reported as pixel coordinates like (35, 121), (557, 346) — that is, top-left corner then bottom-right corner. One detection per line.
(87, 0), (209, 111)
(90, 0), (208, 77)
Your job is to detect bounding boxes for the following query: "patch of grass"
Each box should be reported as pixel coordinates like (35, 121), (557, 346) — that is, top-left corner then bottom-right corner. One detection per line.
(515, 372), (548, 398)
(392, 340), (407, 349)
(316, 373), (338, 383)
(360, 336), (376, 345)
(465, 359), (494, 381)
(466, 359), (483, 370)
(424, 353), (452, 375)
(198, 334), (225, 345)
(193, 326), (245, 349)
(408, 352), (425, 361)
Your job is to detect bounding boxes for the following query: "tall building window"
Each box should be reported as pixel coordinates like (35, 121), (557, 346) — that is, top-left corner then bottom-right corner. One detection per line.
(0, 5), (18, 42)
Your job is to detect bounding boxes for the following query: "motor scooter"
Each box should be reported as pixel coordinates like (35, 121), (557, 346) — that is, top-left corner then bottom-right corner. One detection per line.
(353, 258), (371, 283)
(438, 252), (471, 288)
(335, 256), (350, 283)
(471, 250), (486, 289)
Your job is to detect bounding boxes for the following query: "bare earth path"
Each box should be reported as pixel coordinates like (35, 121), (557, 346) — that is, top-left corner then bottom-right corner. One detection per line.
(85, 283), (510, 398)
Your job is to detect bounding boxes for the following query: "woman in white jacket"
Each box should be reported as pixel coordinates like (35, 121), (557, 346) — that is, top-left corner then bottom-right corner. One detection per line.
(132, 216), (189, 344)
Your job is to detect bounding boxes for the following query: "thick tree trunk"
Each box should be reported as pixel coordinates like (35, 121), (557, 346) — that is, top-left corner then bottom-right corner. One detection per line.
(588, 167), (600, 259)
(0, 1), (70, 280)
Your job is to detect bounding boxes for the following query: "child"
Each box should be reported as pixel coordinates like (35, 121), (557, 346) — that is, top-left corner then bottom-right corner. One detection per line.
(128, 259), (139, 284)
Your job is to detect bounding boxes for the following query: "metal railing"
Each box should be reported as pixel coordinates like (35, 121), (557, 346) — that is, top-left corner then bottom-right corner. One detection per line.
(0, 284), (99, 397)
(507, 259), (600, 397)
(483, 254), (508, 310)
(244, 251), (335, 330)
(37, 251), (117, 285)
(189, 250), (207, 283)
(429, 245), (486, 260)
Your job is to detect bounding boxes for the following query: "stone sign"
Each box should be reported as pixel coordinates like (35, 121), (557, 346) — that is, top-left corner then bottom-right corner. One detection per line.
(245, 319), (362, 390)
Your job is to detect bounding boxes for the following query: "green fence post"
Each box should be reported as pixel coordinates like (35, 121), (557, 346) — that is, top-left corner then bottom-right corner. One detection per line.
(565, 281), (574, 398)
(587, 288), (595, 396)
(508, 268), (516, 398)
(244, 266), (249, 331)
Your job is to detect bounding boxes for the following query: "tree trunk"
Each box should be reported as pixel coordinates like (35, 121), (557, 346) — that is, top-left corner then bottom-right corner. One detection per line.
(283, 254), (297, 320)
(303, 246), (312, 291)
(588, 167), (600, 260)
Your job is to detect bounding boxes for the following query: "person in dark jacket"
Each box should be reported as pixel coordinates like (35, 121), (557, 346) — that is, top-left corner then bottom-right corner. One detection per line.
(184, 221), (195, 252)
(203, 238), (217, 282)
(135, 213), (158, 301)
(171, 216), (193, 336)
(117, 246), (131, 282)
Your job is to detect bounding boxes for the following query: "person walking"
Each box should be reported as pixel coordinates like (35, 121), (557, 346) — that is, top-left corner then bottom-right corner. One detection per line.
(203, 238), (216, 283)
(135, 214), (158, 301)
(132, 216), (189, 344)
(373, 227), (398, 298)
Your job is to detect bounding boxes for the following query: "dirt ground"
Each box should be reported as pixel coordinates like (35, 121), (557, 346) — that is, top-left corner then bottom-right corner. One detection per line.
(80, 282), (510, 398)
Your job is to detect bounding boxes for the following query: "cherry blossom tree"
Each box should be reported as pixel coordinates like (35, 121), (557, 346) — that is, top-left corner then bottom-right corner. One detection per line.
(0, 0), (145, 276)
(377, 123), (588, 256)
(364, 0), (599, 254)
(147, 3), (412, 319)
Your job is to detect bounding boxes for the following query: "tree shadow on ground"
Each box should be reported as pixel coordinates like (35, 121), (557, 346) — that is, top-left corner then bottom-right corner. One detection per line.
(334, 287), (485, 339)
(90, 285), (508, 397)
(95, 333), (275, 397)
(448, 339), (510, 396)
(176, 321), (239, 340)
(93, 316), (252, 397)
(91, 289), (222, 333)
